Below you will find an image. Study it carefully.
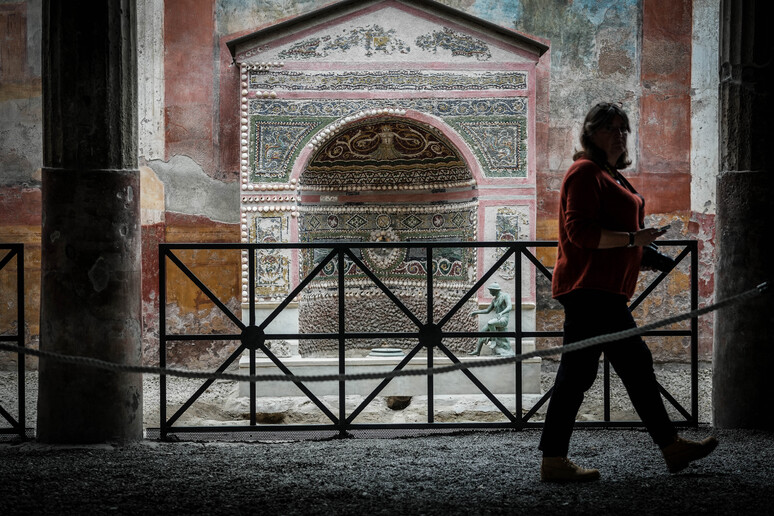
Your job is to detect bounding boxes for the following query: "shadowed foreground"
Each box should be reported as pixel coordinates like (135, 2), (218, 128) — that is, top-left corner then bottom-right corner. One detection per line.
(1, 428), (772, 515)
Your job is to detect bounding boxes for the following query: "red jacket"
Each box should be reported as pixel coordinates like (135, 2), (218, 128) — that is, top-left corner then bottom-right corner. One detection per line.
(552, 158), (644, 300)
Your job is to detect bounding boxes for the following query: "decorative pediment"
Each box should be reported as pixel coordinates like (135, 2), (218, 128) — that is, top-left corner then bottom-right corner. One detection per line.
(227, 0), (547, 66)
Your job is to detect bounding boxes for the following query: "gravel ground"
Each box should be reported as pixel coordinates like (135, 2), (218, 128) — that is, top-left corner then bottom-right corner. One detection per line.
(1, 428), (772, 515)
(2, 363), (772, 515)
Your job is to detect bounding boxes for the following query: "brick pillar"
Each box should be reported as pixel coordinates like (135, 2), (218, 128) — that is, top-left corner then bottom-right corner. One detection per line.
(713, 0), (774, 429)
(37, 0), (143, 443)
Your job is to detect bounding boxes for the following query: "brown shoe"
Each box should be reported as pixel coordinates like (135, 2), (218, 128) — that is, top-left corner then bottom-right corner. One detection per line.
(540, 457), (600, 482)
(661, 436), (718, 473)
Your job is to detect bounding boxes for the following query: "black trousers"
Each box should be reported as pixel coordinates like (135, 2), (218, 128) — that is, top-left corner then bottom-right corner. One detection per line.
(539, 289), (676, 457)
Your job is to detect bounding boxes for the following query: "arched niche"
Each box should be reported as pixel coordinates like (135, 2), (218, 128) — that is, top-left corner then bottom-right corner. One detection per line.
(296, 113), (479, 355)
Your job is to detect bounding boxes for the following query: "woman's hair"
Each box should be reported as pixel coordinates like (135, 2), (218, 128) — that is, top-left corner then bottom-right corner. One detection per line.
(573, 102), (632, 169)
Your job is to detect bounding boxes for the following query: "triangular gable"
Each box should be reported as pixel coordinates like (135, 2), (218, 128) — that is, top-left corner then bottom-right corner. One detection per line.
(227, 0), (547, 65)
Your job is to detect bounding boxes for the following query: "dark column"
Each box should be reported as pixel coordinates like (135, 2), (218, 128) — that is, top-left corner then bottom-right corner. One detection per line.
(713, 0), (774, 429)
(38, 1), (142, 442)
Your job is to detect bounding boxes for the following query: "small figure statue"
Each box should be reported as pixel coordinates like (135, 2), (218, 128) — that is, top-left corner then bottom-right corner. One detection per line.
(469, 282), (515, 356)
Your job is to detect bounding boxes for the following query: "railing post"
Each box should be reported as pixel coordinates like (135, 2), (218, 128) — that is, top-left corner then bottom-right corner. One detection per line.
(426, 246), (434, 424)
(514, 245), (523, 427)
(159, 245), (167, 440)
(338, 247), (347, 436)
(249, 246), (257, 427)
(18, 245), (26, 439)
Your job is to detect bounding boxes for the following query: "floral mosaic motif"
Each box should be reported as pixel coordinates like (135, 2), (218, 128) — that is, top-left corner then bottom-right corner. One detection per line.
(454, 118), (528, 177)
(494, 207), (530, 280)
(249, 70), (527, 91)
(251, 120), (318, 180)
(249, 214), (291, 297)
(451, 211), (475, 228)
(415, 27), (491, 61)
(347, 214), (367, 228)
(278, 25), (410, 59)
(401, 214), (423, 229)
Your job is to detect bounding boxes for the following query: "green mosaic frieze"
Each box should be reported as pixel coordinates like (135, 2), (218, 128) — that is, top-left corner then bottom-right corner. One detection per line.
(248, 70), (526, 91)
(248, 98), (527, 117)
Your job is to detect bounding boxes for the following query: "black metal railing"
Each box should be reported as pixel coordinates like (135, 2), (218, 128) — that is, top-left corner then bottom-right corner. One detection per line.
(0, 244), (26, 440)
(156, 240), (699, 440)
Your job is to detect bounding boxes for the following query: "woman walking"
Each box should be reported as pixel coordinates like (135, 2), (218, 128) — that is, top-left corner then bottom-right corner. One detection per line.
(539, 103), (717, 482)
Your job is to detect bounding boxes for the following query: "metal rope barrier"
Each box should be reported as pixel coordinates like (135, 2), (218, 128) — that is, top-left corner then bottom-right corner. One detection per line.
(0, 282), (768, 384)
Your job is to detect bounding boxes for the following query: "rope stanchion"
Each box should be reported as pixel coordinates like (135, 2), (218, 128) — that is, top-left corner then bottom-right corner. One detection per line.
(0, 282), (768, 384)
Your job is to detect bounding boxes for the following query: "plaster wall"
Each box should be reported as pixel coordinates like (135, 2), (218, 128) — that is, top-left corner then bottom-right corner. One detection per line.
(137, 0), (165, 161)
(0, 0), (721, 369)
(690, 0), (720, 216)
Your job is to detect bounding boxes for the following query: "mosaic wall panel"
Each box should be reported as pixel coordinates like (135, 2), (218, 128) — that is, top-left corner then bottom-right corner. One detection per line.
(449, 117), (528, 177)
(244, 212), (291, 299)
(299, 202), (477, 288)
(250, 119), (319, 181)
(247, 97), (528, 182)
(491, 205), (531, 285)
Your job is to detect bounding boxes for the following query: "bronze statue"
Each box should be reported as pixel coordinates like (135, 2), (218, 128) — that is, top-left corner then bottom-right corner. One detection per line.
(469, 283), (515, 356)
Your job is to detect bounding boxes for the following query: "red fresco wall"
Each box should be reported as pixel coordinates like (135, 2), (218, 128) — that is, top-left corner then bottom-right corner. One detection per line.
(164, 0), (217, 175)
(0, 0), (716, 366)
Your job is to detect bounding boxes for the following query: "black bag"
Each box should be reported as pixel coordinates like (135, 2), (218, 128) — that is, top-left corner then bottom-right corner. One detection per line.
(612, 168), (676, 273)
(641, 243), (676, 272)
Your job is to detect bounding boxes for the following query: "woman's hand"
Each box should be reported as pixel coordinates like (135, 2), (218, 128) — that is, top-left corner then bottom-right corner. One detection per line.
(632, 226), (668, 247)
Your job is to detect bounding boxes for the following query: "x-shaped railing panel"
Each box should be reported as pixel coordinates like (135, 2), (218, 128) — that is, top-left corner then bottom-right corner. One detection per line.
(158, 240), (699, 438)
